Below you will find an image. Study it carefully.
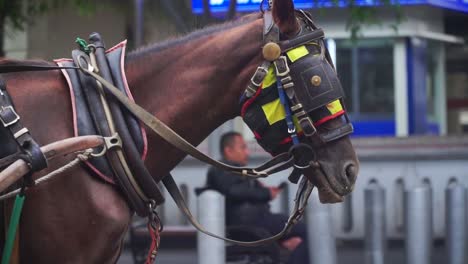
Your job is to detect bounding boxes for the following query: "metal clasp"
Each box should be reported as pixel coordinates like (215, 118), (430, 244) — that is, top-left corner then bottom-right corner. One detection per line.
(274, 56), (290, 77)
(0, 106), (20, 127)
(288, 127), (296, 134)
(250, 66), (269, 87)
(104, 133), (122, 150)
(91, 133), (122, 157)
(77, 54), (94, 73)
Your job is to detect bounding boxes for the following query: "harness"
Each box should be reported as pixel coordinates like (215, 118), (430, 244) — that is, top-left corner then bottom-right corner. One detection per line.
(0, 7), (353, 264)
(0, 79), (47, 182)
(57, 36), (164, 216)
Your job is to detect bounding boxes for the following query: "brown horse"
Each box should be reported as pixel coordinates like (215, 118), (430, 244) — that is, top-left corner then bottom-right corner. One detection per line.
(1, 0), (359, 262)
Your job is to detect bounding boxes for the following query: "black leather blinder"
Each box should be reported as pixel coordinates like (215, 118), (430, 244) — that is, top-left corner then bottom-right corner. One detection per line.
(288, 52), (345, 113)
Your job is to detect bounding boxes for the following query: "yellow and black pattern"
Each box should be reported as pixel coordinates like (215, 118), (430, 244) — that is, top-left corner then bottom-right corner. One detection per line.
(242, 43), (345, 155)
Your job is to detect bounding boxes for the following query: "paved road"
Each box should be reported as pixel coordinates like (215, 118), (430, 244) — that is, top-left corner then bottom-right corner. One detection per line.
(118, 249), (196, 264)
(117, 240), (447, 264)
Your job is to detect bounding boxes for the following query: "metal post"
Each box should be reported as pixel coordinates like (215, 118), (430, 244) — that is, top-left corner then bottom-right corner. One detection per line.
(342, 194), (353, 233)
(394, 178), (405, 233)
(364, 181), (386, 264)
(306, 190), (337, 264)
(197, 190), (225, 264)
(446, 180), (466, 264)
(405, 186), (432, 264)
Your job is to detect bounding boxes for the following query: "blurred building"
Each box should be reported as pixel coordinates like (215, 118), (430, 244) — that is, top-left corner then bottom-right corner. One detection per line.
(194, 0), (468, 137)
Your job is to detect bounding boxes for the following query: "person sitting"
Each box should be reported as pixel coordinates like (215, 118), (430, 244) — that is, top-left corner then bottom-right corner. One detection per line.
(206, 131), (309, 264)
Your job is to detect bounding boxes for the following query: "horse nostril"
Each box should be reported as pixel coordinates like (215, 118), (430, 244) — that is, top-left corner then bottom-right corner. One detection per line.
(345, 163), (358, 182)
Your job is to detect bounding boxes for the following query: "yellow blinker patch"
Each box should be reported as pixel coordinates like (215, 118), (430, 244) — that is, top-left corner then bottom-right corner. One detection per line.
(326, 100), (343, 114)
(262, 99), (286, 125)
(262, 65), (276, 89)
(286, 46), (309, 63)
(261, 99), (304, 133)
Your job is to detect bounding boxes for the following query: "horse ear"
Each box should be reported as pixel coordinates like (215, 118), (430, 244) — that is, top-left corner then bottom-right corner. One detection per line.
(271, 0), (298, 35)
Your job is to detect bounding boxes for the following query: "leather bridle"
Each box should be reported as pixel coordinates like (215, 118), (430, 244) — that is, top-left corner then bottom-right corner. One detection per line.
(0, 8), (353, 246)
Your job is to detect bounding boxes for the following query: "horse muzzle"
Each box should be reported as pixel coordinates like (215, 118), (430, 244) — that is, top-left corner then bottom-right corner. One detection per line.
(304, 158), (359, 203)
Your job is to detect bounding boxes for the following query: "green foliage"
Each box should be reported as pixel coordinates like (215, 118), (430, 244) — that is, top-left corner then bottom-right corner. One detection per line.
(310, 0), (404, 40)
(0, 0), (98, 31)
(346, 0), (404, 40)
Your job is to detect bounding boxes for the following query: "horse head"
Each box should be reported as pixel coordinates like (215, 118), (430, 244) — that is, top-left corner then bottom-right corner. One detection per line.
(239, 0), (359, 203)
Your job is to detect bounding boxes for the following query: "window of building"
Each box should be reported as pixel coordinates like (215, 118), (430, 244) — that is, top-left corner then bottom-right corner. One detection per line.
(336, 38), (395, 120)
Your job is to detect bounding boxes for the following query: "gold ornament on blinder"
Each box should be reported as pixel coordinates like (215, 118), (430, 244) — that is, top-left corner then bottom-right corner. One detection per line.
(311, 75), (321, 87)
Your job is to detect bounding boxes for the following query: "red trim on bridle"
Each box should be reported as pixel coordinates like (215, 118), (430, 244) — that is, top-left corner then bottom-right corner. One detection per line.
(278, 110), (345, 146)
(241, 86), (263, 117)
(253, 131), (262, 140)
(314, 110), (345, 127)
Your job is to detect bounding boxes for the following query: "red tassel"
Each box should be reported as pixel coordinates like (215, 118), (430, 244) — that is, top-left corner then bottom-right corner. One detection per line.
(145, 221), (161, 264)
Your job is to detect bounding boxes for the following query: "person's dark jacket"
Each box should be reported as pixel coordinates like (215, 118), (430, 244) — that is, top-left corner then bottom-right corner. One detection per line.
(206, 160), (272, 225)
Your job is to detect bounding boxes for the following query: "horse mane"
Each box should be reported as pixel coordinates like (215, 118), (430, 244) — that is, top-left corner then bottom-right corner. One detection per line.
(128, 13), (262, 60)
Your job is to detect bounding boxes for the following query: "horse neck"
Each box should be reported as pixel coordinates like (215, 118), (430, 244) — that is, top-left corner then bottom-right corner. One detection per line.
(125, 18), (264, 178)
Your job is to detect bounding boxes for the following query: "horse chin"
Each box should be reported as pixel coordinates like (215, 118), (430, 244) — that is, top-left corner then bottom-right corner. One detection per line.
(303, 166), (344, 203)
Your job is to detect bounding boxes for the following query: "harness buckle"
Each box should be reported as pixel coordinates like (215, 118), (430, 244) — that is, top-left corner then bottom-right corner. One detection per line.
(274, 56), (290, 77)
(104, 133), (123, 150)
(299, 117), (317, 137)
(92, 134), (123, 157)
(0, 106), (20, 128)
(250, 66), (269, 87)
(245, 84), (257, 98)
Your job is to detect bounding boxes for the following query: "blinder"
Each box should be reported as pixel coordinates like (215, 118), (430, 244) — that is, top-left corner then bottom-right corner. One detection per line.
(288, 50), (344, 113)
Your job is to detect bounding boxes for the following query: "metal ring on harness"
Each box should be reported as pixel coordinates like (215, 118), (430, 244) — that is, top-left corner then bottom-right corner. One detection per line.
(91, 134), (122, 158)
(288, 143), (315, 170)
(77, 54), (94, 73)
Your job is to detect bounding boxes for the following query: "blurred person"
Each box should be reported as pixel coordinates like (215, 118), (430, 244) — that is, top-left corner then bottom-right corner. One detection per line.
(206, 131), (309, 264)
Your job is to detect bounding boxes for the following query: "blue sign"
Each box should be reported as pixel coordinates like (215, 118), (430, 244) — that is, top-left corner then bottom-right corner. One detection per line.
(192, 0), (468, 14)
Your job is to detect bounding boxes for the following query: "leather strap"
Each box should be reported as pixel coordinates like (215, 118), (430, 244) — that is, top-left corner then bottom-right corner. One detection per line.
(87, 33), (164, 206)
(0, 78), (47, 175)
(72, 47), (153, 216)
(0, 64), (77, 73)
(263, 11), (276, 40)
(0, 153), (23, 170)
(280, 29), (324, 51)
(76, 56), (297, 178)
(162, 172), (313, 246)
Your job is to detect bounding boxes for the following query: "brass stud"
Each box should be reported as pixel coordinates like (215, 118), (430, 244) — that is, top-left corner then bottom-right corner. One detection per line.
(311, 75), (321, 86)
(262, 42), (281, 61)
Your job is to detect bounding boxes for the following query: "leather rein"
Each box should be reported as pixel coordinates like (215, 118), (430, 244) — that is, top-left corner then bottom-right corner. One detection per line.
(0, 10), (350, 247)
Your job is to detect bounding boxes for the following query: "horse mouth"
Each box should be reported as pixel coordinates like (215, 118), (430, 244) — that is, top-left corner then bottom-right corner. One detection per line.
(304, 162), (356, 203)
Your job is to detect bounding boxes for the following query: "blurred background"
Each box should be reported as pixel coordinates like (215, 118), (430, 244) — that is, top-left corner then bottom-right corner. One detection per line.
(2, 0), (468, 263)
